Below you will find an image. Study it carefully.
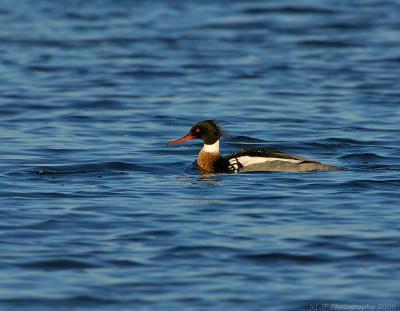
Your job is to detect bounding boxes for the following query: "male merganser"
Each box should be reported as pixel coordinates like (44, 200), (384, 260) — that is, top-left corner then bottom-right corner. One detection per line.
(168, 120), (338, 173)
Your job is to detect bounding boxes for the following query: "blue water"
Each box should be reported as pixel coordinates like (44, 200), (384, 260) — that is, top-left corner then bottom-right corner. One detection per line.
(1, 1), (400, 310)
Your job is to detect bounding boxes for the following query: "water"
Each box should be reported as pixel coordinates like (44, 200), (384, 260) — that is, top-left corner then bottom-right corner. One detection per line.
(1, 0), (400, 310)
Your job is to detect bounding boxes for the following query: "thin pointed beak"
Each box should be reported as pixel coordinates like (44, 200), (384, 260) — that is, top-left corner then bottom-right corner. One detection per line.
(167, 134), (196, 145)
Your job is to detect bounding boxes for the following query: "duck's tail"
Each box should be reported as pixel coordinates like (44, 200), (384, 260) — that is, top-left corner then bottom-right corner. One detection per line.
(301, 162), (341, 172)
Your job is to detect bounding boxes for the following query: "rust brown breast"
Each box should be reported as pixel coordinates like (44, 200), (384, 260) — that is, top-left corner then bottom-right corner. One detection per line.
(197, 151), (221, 173)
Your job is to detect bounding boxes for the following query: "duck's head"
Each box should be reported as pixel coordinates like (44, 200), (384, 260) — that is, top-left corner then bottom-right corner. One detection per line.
(167, 120), (222, 145)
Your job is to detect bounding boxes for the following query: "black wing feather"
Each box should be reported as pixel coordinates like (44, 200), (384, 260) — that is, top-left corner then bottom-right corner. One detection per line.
(226, 147), (319, 164)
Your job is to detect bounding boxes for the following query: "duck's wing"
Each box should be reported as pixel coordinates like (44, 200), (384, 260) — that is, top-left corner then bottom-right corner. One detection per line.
(225, 147), (320, 172)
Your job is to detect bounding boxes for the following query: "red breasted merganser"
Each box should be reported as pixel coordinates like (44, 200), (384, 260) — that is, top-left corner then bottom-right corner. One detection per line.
(168, 120), (338, 173)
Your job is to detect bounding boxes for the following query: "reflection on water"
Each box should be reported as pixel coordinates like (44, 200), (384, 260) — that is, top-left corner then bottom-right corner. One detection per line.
(198, 174), (224, 187)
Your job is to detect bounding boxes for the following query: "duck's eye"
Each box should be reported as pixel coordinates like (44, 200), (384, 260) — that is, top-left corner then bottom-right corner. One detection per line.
(195, 128), (200, 133)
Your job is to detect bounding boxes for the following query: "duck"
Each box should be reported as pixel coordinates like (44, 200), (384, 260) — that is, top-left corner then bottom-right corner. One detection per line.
(167, 120), (338, 173)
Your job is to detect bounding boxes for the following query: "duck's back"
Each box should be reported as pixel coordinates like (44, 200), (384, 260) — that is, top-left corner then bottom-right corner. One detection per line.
(224, 148), (338, 172)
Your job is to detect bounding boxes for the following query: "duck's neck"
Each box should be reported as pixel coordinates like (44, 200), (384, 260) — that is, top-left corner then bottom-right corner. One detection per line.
(197, 140), (222, 172)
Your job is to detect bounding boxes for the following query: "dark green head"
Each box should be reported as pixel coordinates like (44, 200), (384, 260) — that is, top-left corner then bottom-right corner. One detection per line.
(168, 120), (222, 145)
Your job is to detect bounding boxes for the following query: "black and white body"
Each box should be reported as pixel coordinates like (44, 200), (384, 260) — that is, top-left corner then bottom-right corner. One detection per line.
(168, 120), (338, 173)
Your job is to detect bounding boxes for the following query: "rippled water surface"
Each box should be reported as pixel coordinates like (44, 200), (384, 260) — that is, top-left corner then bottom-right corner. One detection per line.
(1, 0), (400, 310)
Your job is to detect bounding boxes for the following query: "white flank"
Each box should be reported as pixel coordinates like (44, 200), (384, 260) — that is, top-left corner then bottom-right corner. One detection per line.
(233, 156), (302, 167)
(201, 140), (220, 153)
